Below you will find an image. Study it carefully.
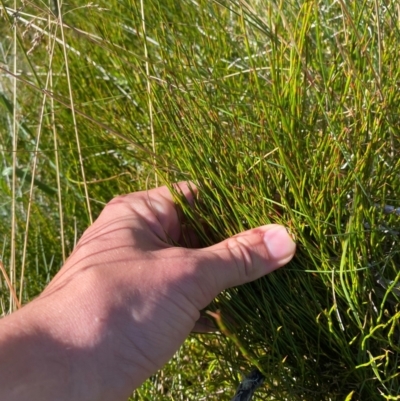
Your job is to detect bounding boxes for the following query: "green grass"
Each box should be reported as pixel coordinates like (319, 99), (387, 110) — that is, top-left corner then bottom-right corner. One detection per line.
(1, 0), (399, 399)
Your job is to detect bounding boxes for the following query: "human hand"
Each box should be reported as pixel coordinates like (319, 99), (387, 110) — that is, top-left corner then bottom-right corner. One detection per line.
(0, 182), (295, 401)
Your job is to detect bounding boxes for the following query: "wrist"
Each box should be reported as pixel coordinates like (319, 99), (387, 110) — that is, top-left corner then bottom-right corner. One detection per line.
(0, 305), (74, 401)
(0, 288), (118, 401)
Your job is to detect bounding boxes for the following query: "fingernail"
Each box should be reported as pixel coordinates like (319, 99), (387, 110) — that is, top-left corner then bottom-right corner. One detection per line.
(263, 225), (296, 263)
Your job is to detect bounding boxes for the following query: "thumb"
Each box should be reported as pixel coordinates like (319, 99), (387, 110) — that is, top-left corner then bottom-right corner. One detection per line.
(193, 224), (296, 303)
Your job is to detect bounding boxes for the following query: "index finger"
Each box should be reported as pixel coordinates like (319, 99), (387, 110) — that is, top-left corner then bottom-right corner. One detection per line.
(145, 181), (199, 245)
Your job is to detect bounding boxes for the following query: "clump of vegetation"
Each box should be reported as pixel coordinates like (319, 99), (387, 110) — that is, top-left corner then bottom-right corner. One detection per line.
(1, 1), (399, 399)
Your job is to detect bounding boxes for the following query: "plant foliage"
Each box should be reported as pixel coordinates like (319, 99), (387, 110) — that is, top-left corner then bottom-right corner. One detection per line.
(0, 0), (399, 399)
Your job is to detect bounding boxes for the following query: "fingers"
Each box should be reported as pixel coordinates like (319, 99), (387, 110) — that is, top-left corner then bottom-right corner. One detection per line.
(188, 225), (296, 308)
(147, 182), (198, 244)
(95, 182), (198, 247)
(192, 314), (217, 333)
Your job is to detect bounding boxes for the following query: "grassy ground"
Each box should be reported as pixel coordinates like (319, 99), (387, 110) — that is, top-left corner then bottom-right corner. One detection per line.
(1, 0), (399, 399)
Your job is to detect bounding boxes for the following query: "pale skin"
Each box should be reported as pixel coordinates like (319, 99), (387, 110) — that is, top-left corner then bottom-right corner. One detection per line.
(0, 182), (296, 401)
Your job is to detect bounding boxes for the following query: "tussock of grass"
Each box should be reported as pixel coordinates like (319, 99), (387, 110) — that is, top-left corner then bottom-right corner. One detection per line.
(1, 0), (399, 399)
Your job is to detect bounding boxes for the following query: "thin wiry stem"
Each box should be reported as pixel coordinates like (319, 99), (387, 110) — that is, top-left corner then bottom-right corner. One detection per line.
(10, 0), (18, 313)
(48, 12), (66, 264)
(0, 261), (21, 310)
(57, 0), (93, 223)
(141, 0), (157, 186)
(373, 0), (382, 85)
(18, 7), (61, 303)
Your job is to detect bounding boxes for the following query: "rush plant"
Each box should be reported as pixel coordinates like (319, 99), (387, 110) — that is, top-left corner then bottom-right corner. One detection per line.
(0, 1), (399, 399)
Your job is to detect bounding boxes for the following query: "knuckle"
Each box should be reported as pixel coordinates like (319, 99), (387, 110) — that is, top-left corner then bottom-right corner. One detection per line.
(226, 236), (255, 281)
